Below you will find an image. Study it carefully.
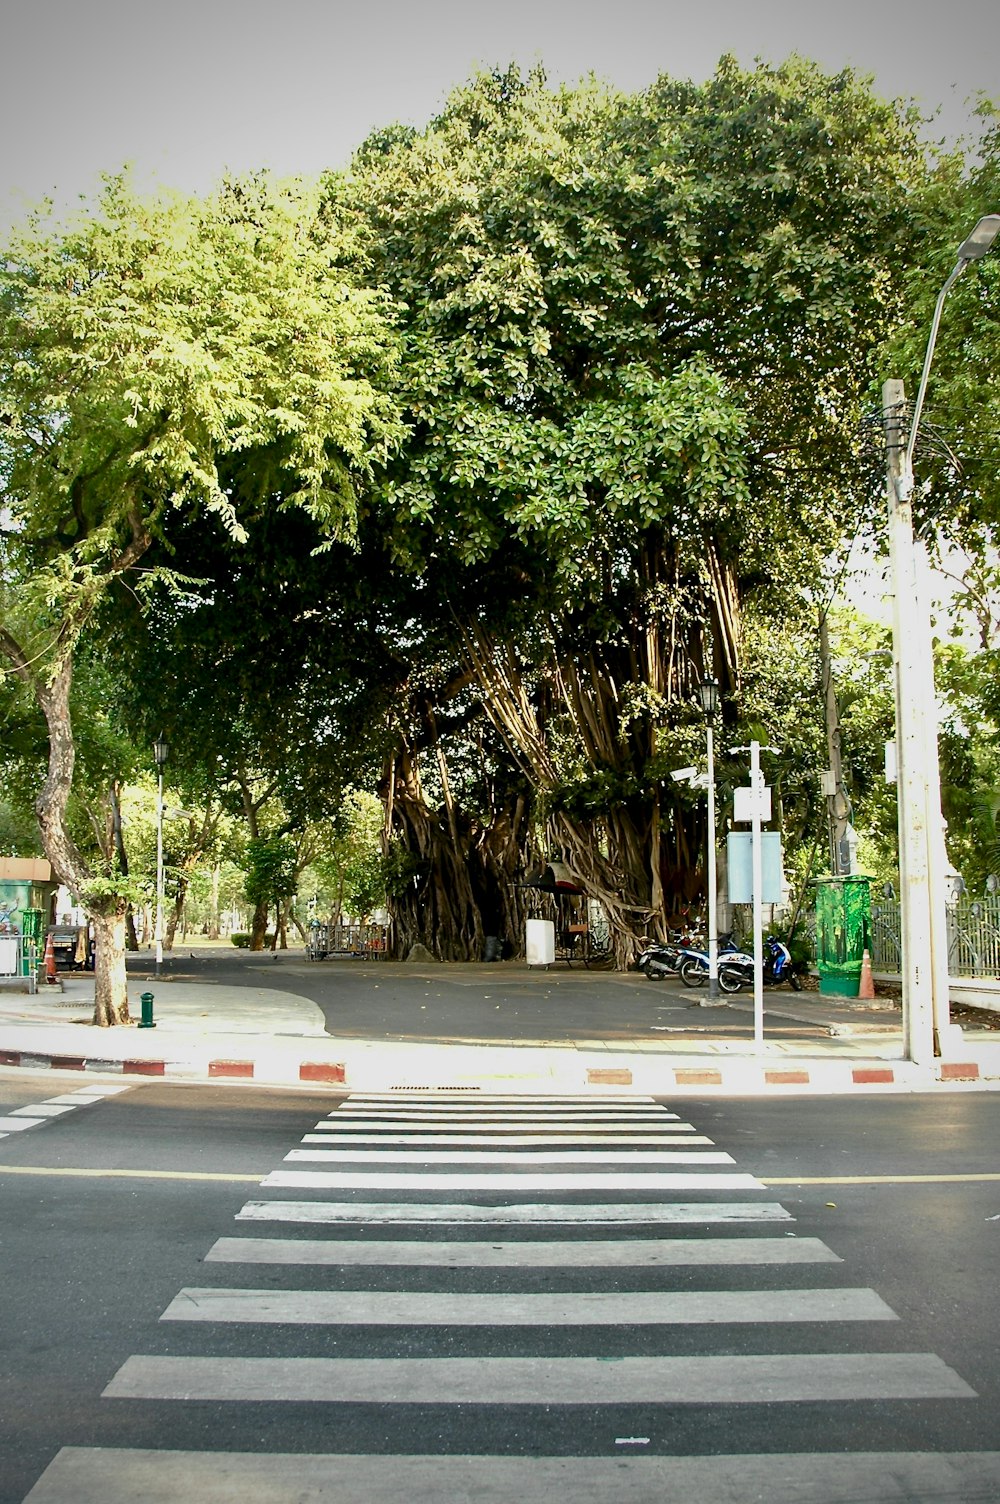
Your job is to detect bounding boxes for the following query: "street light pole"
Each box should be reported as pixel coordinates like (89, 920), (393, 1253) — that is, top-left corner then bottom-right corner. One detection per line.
(153, 735), (168, 979)
(884, 213), (1000, 1062)
(698, 677), (721, 1002)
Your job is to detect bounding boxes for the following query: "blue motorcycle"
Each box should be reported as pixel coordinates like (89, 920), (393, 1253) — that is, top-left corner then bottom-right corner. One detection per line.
(716, 936), (801, 993)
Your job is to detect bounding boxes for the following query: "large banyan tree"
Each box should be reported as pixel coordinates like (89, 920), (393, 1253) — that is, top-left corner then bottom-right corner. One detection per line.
(333, 57), (925, 958)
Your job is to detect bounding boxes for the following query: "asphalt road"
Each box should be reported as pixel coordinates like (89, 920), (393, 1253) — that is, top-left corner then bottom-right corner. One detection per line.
(133, 948), (846, 1044)
(1, 1073), (998, 1502)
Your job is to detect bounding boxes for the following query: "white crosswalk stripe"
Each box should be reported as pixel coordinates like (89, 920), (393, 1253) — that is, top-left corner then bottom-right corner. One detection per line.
(105, 1350), (971, 1403)
(236, 1197), (793, 1223)
(25, 1089), (994, 1503)
(160, 1285), (896, 1325)
(286, 1147), (731, 1162)
(24, 1448), (1000, 1504)
(261, 1168), (764, 1190)
(205, 1235), (842, 1266)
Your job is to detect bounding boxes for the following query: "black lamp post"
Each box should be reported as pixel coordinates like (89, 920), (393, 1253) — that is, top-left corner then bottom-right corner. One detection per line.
(153, 736), (168, 976)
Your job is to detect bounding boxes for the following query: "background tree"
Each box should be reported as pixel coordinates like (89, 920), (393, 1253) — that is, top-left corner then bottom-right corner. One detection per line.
(243, 835), (298, 950)
(0, 173), (399, 1020)
(335, 59), (927, 957)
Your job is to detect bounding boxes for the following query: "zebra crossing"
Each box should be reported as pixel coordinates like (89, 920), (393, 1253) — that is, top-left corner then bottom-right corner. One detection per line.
(23, 1091), (1000, 1502)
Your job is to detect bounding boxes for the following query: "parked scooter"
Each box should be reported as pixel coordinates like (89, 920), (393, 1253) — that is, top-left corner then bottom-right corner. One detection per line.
(717, 936), (801, 993)
(638, 933), (739, 985)
(675, 935), (742, 988)
(635, 931), (695, 980)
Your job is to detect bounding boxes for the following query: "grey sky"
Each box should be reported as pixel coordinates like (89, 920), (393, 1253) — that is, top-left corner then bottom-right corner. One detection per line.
(1, 0), (998, 231)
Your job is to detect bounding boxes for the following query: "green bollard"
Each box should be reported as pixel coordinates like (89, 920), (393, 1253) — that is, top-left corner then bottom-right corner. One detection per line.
(138, 991), (156, 1028)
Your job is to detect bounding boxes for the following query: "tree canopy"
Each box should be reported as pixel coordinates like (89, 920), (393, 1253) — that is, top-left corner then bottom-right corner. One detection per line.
(0, 173), (400, 1018)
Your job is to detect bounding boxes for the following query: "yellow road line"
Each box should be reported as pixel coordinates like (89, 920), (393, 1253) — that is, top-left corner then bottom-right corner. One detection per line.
(765, 1173), (1000, 1185)
(0, 1165), (264, 1182)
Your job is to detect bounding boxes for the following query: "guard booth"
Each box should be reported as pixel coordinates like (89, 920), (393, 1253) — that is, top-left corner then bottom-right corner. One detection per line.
(815, 875), (871, 997)
(0, 858), (58, 979)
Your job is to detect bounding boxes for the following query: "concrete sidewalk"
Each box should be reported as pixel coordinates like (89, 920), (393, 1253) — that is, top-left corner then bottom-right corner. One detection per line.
(1, 957), (997, 1095)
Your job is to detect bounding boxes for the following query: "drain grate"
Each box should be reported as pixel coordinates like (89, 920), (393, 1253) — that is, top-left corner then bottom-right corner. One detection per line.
(388, 1084), (482, 1091)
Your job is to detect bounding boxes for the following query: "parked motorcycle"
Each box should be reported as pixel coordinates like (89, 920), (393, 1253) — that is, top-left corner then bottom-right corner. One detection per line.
(635, 932), (695, 980)
(639, 933), (740, 985)
(717, 936), (801, 993)
(675, 936), (743, 988)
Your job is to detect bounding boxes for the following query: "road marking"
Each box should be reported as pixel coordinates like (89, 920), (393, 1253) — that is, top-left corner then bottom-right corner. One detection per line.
(103, 1351), (975, 1403)
(331, 1111), (681, 1123)
(284, 1148), (735, 1165)
(236, 1199), (793, 1224)
(0, 1084), (135, 1141)
(24, 1449), (1000, 1503)
(0, 1165), (264, 1182)
(159, 1286), (895, 1326)
(304, 1130), (707, 1144)
(10, 1104), (78, 1117)
(42, 1090), (128, 1105)
(764, 1173), (1000, 1185)
(345, 1094), (661, 1105)
(347, 1094), (658, 1106)
(205, 1235), (841, 1267)
(261, 1169), (766, 1191)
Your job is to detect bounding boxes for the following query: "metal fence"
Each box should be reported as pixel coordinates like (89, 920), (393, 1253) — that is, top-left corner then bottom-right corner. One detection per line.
(867, 895), (1000, 979)
(306, 923), (389, 961)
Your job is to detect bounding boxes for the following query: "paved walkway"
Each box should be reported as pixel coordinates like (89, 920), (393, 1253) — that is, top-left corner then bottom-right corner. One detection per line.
(1, 951), (997, 1094)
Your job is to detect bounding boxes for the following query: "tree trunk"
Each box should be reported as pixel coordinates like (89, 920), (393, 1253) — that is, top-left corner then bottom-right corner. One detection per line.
(209, 864), (221, 940)
(109, 781), (140, 950)
(384, 744), (482, 960)
(91, 909), (131, 1026)
(250, 899), (269, 949)
(27, 652), (131, 1023)
(384, 742), (535, 961)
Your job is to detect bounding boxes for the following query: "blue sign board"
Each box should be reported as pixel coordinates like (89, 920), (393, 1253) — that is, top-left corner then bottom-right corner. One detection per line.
(726, 832), (784, 904)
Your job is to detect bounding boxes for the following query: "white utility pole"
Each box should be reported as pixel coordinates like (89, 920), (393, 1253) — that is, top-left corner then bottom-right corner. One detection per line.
(749, 739), (765, 1051)
(883, 383), (940, 1062)
(880, 208), (1000, 1061)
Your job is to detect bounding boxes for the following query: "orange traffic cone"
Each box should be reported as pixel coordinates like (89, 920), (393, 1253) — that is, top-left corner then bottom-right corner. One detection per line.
(858, 947), (875, 1000)
(43, 932), (58, 985)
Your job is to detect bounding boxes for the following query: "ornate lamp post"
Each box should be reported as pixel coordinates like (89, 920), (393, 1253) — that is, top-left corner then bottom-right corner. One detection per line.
(697, 677), (721, 1002)
(153, 735), (168, 978)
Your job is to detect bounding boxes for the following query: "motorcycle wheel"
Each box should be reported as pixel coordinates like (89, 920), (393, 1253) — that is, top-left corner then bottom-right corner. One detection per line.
(718, 966), (746, 994)
(679, 958), (706, 987)
(788, 970), (802, 991)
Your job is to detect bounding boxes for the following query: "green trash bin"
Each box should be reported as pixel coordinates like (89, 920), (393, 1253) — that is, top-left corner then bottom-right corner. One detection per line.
(815, 876), (871, 997)
(20, 907), (42, 978)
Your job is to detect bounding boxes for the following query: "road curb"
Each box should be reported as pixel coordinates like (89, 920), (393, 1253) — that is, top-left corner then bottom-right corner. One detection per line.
(0, 1043), (989, 1094)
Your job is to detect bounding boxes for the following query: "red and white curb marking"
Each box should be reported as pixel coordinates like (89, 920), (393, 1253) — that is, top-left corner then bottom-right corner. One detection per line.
(0, 1046), (986, 1090)
(0, 1048), (346, 1085)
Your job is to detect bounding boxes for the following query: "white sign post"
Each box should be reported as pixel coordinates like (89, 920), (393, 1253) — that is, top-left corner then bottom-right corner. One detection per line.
(729, 740), (779, 1051)
(749, 741), (765, 1050)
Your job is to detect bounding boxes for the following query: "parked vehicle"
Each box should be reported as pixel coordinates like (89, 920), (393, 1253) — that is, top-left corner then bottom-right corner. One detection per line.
(635, 932), (693, 979)
(717, 936), (801, 993)
(676, 935), (743, 988)
(639, 933), (740, 985)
